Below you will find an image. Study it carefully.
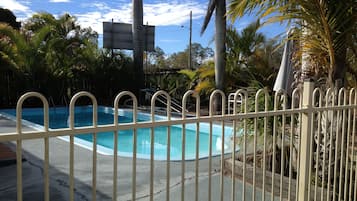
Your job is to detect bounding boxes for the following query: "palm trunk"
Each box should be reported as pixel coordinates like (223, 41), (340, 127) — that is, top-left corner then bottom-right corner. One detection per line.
(301, 24), (314, 82)
(212, 0), (226, 113)
(332, 46), (347, 89)
(215, 0), (226, 91)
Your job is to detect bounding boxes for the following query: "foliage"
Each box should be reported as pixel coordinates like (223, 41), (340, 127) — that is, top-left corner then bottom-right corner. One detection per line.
(229, 1), (356, 188)
(182, 21), (280, 97)
(179, 61), (213, 96)
(228, 0), (357, 87)
(0, 12), (134, 107)
(225, 20), (280, 91)
(0, 23), (26, 71)
(0, 8), (20, 29)
(146, 46), (167, 70)
(146, 43), (214, 101)
(146, 72), (188, 101)
(89, 50), (134, 104)
(166, 43), (213, 69)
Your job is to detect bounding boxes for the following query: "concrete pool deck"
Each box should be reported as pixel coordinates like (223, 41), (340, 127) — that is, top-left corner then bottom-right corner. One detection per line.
(0, 116), (269, 201)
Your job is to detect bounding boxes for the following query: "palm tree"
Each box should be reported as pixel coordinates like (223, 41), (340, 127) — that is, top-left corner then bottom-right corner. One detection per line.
(0, 21), (54, 105)
(201, 0), (226, 92)
(23, 13), (96, 77)
(226, 20), (266, 71)
(228, 0), (356, 88)
(0, 23), (27, 105)
(0, 23), (26, 71)
(184, 21), (279, 94)
(180, 60), (216, 96)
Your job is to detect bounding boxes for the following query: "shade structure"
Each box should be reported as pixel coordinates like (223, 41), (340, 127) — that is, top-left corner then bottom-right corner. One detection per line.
(273, 37), (294, 95)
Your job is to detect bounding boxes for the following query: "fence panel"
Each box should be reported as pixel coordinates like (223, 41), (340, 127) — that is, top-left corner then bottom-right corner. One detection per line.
(0, 84), (356, 201)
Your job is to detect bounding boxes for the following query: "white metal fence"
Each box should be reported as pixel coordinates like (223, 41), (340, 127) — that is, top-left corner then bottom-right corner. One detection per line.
(0, 81), (356, 201)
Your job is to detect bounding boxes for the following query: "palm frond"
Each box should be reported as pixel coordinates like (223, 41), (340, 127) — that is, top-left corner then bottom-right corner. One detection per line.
(195, 80), (215, 94)
(179, 69), (196, 80)
(198, 67), (215, 79)
(201, 0), (216, 35)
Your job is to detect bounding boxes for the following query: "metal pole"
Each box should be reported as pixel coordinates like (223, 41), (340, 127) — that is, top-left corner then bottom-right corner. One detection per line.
(189, 11), (192, 69)
(298, 80), (314, 201)
(111, 18), (114, 57)
(145, 21), (148, 87)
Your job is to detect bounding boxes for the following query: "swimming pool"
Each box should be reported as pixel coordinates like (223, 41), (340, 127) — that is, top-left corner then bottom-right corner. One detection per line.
(0, 106), (233, 160)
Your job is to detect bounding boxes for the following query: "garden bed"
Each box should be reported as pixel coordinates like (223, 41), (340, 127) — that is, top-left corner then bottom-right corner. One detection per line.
(223, 157), (329, 200)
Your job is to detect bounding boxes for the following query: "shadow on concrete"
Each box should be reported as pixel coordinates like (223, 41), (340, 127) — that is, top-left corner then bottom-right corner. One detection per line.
(0, 142), (111, 201)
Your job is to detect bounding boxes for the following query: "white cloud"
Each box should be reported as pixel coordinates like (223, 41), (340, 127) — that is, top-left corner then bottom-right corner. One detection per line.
(49, 0), (70, 2)
(151, 1), (205, 25)
(160, 39), (182, 43)
(102, 3), (132, 23)
(143, 2), (205, 26)
(0, 0), (33, 21)
(76, 11), (103, 34)
(0, 0), (30, 12)
(80, 2), (111, 11)
(75, 1), (206, 35)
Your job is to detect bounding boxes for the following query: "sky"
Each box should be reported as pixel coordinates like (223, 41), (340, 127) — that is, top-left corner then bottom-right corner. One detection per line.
(1, 0), (288, 55)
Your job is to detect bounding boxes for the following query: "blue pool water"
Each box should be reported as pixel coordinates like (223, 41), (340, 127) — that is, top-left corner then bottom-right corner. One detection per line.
(0, 106), (233, 160)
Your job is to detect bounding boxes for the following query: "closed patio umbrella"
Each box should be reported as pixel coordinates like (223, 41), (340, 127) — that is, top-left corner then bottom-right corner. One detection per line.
(273, 32), (294, 95)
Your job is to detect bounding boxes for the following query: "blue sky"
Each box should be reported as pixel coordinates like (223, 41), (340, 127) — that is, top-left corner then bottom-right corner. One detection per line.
(1, 0), (287, 54)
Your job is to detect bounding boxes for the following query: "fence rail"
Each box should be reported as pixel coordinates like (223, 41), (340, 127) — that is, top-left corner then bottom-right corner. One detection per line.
(0, 82), (356, 201)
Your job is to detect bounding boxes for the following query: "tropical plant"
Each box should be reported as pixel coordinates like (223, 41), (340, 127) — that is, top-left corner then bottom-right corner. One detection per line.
(228, 0), (356, 88)
(190, 21), (279, 94)
(0, 23), (26, 106)
(23, 13), (97, 78)
(0, 23), (25, 71)
(0, 21), (54, 105)
(181, 60), (216, 96)
(0, 11), (140, 107)
(226, 20), (280, 90)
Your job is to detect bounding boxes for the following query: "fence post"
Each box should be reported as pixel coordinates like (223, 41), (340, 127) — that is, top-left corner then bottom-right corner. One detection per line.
(298, 80), (314, 201)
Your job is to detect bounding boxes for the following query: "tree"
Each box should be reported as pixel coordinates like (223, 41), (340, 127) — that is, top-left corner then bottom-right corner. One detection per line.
(0, 11), (139, 107)
(228, 0), (356, 88)
(0, 12), (99, 103)
(147, 46), (167, 69)
(0, 9), (23, 76)
(226, 20), (266, 69)
(167, 51), (188, 69)
(0, 21), (52, 105)
(226, 21), (279, 91)
(182, 22), (280, 95)
(190, 43), (214, 68)
(0, 8), (20, 30)
(24, 13), (97, 72)
(0, 24), (25, 71)
(166, 43), (214, 69)
(201, 0), (226, 92)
